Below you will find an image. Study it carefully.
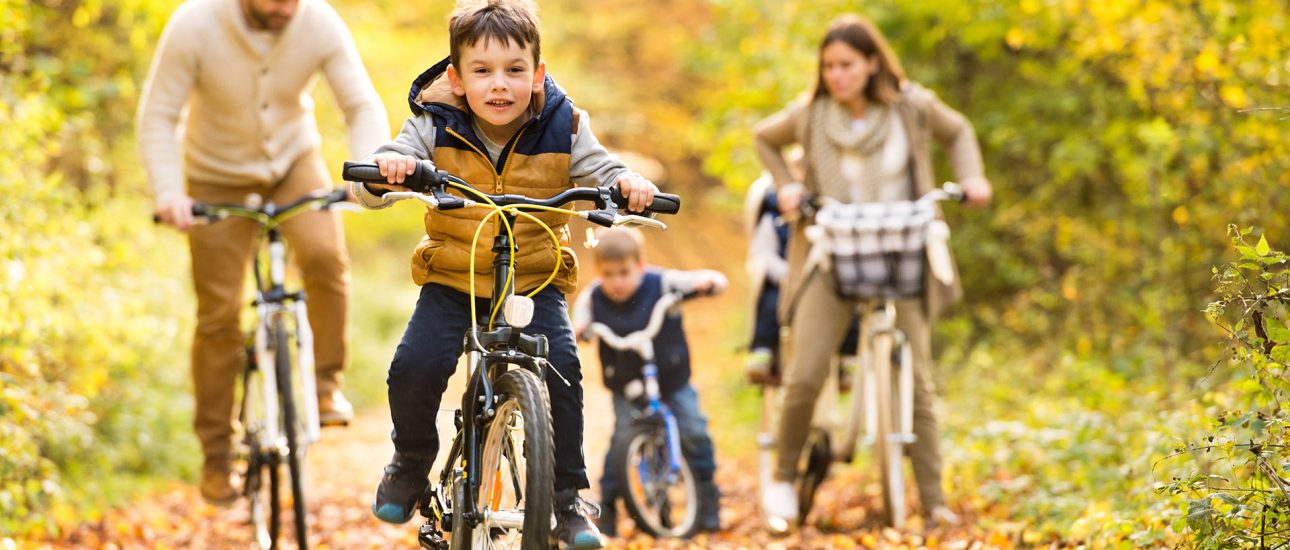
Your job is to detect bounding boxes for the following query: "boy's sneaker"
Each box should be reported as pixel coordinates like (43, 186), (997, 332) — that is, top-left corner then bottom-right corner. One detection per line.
(745, 348), (772, 384)
(697, 480), (721, 533)
(552, 489), (607, 549)
(595, 498), (617, 538)
(372, 453), (432, 524)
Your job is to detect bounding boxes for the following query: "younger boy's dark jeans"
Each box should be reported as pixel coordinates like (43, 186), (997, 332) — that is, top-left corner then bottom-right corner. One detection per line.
(387, 283), (589, 491)
(599, 383), (717, 503)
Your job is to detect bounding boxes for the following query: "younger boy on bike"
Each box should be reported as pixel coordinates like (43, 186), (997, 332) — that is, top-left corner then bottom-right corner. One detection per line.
(352, 1), (657, 547)
(572, 228), (727, 536)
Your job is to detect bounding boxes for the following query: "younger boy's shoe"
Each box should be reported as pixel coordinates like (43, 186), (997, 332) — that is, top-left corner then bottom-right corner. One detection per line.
(745, 348), (772, 384)
(200, 456), (238, 507)
(552, 489), (607, 549)
(595, 499), (617, 538)
(697, 480), (721, 533)
(372, 453), (432, 524)
(318, 390), (354, 427)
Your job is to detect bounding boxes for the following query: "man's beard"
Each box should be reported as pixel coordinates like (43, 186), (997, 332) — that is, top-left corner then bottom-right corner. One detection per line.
(246, 2), (289, 30)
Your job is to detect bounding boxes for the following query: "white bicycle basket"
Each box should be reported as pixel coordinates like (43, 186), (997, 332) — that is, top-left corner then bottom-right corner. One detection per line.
(805, 200), (937, 299)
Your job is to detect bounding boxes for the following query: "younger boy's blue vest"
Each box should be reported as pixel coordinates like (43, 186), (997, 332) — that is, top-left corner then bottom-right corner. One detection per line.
(591, 269), (691, 396)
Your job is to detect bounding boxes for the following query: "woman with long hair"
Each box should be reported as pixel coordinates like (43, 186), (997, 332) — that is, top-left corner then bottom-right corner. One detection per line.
(754, 13), (992, 527)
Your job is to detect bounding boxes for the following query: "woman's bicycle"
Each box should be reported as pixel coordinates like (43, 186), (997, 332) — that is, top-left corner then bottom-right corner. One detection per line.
(765, 183), (963, 531)
(341, 161), (679, 550)
(581, 288), (710, 539)
(160, 187), (351, 549)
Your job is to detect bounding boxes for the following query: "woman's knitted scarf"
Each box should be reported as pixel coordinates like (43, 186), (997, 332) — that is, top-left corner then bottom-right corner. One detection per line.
(807, 96), (894, 202)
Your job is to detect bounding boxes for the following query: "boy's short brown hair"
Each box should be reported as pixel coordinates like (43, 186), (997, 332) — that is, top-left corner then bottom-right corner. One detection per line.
(448, 0), (541, 68)
(591, 228), (645, 264)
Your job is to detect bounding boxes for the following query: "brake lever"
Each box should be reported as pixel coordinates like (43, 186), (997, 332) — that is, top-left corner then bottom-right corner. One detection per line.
(613, 215), (668, 231)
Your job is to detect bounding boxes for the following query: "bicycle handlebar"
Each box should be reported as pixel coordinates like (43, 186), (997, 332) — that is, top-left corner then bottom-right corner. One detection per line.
(152, 187), (351, 224)
(341, 161), (682, 220)
(582, 288), (712, 355)
(800, 182), (965, 219)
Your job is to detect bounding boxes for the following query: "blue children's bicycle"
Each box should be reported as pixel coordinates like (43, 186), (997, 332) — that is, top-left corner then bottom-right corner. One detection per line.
(582, 289), (708, 538)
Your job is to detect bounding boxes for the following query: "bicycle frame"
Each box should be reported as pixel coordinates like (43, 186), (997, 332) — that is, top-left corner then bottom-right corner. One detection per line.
(248, 207), (322, 451)
(449, 208), (553, 534)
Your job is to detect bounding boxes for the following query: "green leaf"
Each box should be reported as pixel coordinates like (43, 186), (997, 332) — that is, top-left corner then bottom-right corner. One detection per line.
(1256, 235), (1271, 256)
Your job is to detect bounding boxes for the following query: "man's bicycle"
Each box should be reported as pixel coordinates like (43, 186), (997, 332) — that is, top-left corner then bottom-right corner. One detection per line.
(159, 188), (351, 549)
(341, 161), (679, 550)
(581, 288), (711, 539)
(765, 184), (964, 531)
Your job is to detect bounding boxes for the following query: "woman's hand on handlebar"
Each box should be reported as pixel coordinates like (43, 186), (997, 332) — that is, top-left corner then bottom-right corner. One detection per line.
(960, 175), (993, 207)
(614, 173), (657, 213)
(777, 182), (805, 217)
(368, 152), (419, 186)
(155, 195), (196, 231)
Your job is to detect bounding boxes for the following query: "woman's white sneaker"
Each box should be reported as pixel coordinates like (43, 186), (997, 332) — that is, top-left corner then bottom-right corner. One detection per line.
(761, 480), (799, 523)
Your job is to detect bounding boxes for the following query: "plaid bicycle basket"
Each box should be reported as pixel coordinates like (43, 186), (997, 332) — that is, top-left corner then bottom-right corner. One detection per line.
(808, 200), (936, 300)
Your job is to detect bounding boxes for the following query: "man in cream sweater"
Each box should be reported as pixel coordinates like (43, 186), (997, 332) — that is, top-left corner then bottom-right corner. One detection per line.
(136, 0), (388, 505)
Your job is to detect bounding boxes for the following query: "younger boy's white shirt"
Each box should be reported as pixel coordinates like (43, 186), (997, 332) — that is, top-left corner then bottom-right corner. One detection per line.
(353, 108), (636, 209)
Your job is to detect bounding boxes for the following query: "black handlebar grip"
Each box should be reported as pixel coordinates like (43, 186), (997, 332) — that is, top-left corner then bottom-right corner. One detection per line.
(341, 161), (386, 183)
(609, 188), (682, 215)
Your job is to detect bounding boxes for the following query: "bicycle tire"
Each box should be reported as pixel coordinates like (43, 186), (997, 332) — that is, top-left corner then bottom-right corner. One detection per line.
(275, 318), (310, 549)
(794, 427), (832, 525)
(869, 332), (906, 528)
(242, 363), (280, 550)
(616, 419), (700, 538)
(469, 369), (554, 550)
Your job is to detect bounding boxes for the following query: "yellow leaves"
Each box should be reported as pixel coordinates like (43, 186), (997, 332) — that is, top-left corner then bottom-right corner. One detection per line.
(1194, 49), (1222, 77)
(1218, 84), (1248, 108)
(1256, 235), (1271, 256)
(1005, 28), (1025, 50)
(1171, 205), (1189, 225)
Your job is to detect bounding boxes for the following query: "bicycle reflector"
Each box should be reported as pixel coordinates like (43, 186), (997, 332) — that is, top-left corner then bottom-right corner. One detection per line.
(504, 295), (536, 329)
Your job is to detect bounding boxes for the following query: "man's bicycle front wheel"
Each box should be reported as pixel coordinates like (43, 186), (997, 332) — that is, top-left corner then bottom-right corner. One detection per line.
(468, 368), (554, 550)
(241, 358), (281, 550)
(274, 317), (310, 549)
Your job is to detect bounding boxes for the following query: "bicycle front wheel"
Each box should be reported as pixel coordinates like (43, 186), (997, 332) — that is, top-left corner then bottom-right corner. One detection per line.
(472, 369), (554, 550)
(241, 360), (280, 550)
(274, 317), (310, 549)
(870, 332), (906, 528)
(617, 419), (699, 538)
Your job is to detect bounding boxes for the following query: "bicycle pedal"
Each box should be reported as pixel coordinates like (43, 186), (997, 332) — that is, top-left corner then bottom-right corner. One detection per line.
(417, 523), (449, 550)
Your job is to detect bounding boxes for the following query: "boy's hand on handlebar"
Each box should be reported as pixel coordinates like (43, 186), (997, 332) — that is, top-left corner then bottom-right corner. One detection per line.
(368, 153), (419, 185)
(156, 195), (196, 231)
(614, 173), (657, 213)
(960, 176), (993, 207)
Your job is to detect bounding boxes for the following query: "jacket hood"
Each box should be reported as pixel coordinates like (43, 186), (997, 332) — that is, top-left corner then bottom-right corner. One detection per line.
(407, 56), (569, 123)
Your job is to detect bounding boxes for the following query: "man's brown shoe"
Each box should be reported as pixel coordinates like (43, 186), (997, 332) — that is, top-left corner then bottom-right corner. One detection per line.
(318, 390), (354, 427)
(200, 459), (238, 507)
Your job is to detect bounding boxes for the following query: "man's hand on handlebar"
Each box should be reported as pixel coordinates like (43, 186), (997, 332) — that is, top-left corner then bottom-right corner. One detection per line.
(156, 195), (196, 231)
(614, 173), (658, 214)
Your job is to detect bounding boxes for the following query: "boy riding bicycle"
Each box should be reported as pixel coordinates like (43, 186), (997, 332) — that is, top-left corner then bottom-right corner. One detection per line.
(351, 1), (657, 547)
(572, 228), (727, 537)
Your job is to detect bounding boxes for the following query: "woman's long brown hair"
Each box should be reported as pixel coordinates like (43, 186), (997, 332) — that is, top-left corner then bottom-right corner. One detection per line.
(813, 14), (906, 104)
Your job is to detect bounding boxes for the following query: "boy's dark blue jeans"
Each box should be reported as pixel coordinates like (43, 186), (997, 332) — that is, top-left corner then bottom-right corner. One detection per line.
(387, 283), (589, 491)
(599, 383), (717, 503)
